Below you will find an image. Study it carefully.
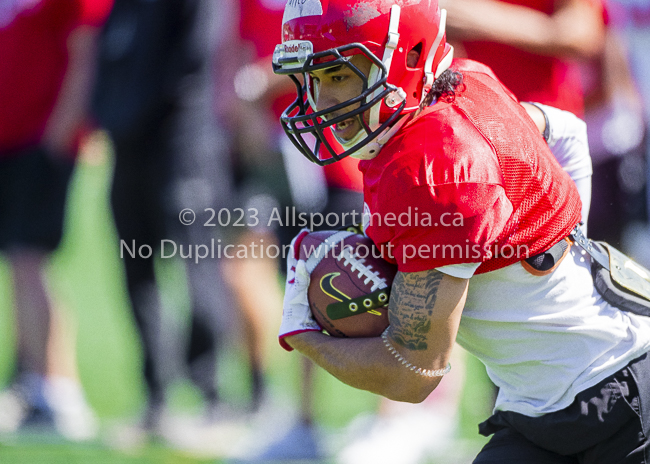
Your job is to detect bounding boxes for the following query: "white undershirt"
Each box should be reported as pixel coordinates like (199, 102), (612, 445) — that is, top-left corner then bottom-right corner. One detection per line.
(433, 106), (649, 417)
(457, 245), (650, 416)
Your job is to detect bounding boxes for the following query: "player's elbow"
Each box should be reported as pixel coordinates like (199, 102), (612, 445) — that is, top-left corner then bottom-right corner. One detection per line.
(381, 375), (441, 403)
(390, 389), (434, 404)
(566, 36), (605, 60)
(550, 13), (605, 60)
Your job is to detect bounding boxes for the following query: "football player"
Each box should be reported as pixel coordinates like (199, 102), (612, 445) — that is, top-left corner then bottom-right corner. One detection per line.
(273, 0), (650, 462)
(0, 0), (106, 439)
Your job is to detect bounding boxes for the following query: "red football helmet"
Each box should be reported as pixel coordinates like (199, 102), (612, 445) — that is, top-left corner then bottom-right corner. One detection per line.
(272, 0), (453, 165)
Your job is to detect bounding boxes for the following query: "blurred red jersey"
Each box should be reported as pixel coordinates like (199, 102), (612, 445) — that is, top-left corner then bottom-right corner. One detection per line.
(239, 0), (290, 118)
(239, 0), (285, 59)
(460, 0), (603, 116)
(359, 59), (582, 274)
(0, 0), (112, 156)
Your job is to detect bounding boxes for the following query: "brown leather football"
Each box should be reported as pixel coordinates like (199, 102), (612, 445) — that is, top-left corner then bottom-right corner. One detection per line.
(298, 230), (397, 338)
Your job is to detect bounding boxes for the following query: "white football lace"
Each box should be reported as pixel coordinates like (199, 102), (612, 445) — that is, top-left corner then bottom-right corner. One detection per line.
(305, 231), (354, 273)
(336, 247), (387, 292)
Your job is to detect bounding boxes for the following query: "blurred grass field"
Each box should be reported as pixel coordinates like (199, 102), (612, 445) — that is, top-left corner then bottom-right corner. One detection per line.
(0, 142), (493, 463)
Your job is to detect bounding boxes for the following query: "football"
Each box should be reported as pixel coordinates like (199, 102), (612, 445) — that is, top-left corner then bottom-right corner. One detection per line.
(298, 230), (397, 338)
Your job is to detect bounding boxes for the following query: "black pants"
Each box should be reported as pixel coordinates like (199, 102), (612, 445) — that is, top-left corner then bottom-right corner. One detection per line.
(475, 353), (650, 463)
(111, 101), (234, 405)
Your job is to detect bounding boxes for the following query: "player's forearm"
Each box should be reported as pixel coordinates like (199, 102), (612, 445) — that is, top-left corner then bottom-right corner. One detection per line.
(443, 0), (605, 59)
(286, 332), (442, 403)
(42, 26), (99, 155)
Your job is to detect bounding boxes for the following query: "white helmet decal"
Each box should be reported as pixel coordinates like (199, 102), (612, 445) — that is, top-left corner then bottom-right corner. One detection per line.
(282, 0), (324, 23)
(345, 3), (382, 28)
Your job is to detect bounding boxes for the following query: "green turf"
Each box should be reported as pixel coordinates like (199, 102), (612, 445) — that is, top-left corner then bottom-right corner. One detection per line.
(0, 148), (493, 462)
(48, 157), (145, 418)
(0, 438), (215, 464)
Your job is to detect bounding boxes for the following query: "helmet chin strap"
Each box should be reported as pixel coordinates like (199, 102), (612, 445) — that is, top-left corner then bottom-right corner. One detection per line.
(367, 4), (401, 130)
(347, 114), (409, 160)
(420, 9), (453, 106)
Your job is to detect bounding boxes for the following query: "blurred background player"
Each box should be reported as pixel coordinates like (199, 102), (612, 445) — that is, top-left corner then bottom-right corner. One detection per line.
(92, 0), (236, 434)
(584, 0), (649, 267)
(214, 0), (328, 459)
(441, 0), (606, 115)
(213, 0), (385, 461)
(214, 0), (313, 422)
(0, 0), (108, 440)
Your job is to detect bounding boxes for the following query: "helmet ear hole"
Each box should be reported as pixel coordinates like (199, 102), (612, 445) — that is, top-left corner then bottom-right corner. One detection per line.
(406, 42), (423, 68)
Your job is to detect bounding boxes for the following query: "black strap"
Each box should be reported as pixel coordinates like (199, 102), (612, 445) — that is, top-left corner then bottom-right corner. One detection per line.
(326, 287), (391, 320)
(524, 239), (569, 272)
(526, 102), (550, 142)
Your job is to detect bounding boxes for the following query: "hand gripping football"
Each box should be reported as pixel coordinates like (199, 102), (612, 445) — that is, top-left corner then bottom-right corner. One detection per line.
(298, 230), (397, 337)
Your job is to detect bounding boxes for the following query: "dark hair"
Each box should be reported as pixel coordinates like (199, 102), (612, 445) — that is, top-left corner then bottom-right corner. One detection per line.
(420, 69), (464, 108)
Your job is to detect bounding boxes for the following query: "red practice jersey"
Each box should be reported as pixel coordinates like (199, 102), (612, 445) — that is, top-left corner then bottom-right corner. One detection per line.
(359, 59), (582, 274)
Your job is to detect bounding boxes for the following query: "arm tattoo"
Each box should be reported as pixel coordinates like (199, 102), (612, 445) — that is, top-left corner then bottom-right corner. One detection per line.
(388, 271), (444, 351)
